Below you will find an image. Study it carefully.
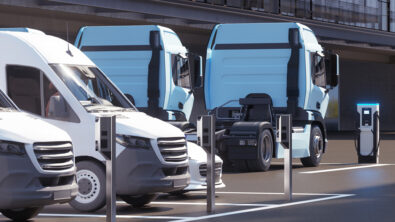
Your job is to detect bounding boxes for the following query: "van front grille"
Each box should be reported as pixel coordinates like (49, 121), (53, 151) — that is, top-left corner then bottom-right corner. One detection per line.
(199, 163), (222, 183)
(33, 142), (74, 171)
(157, 137), (188, 162)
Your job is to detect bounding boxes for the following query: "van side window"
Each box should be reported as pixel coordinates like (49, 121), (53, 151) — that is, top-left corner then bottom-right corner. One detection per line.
(6, 65), (79, 123)
(171, 54), (191, 89)
(311, 52), (326, 88)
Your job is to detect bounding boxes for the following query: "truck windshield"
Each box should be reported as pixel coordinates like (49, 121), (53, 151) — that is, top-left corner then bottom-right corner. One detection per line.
(0, 90), (17, 111)
(50, 64), (136, 112)
(171, 54), (191, 89)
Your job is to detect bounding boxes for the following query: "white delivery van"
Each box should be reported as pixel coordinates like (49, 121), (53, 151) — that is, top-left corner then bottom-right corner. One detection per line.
(0, 28), (189, 212)
(0, 89), (77, 221)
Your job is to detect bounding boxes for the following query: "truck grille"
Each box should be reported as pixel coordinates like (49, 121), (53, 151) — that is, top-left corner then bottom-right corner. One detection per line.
(33, 142), (74, 171)
(157, 137), (188, 162)
(199, 163), (222, 183)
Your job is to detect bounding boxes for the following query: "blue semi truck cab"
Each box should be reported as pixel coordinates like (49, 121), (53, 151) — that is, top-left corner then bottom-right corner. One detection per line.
(205, 22), (339, 171)
(75, 25), (202, 124)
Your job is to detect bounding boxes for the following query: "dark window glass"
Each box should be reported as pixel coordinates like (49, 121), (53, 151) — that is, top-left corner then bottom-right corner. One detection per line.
(6, 65), (79, 122)
(7, 66), (41, 115)
(311, 53), (326, 88)
(171, 54), (191, 89)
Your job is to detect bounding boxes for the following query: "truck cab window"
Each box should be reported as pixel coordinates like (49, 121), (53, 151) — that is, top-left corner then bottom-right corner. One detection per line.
(171, 54), (191, 89)
(311, 52), (326, 88)
(6, 65), (79, 122)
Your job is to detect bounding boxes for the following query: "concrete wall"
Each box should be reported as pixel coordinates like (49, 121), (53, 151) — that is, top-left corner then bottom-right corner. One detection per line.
(339, 59), (395, 131)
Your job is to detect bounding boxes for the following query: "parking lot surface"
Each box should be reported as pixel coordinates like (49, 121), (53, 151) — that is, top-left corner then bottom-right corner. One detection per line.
(1, 132), (395, 222)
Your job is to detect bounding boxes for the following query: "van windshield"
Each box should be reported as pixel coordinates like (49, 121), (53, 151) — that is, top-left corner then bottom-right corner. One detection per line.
(0, 90), (17, 111)
(50, 64), (136, 112)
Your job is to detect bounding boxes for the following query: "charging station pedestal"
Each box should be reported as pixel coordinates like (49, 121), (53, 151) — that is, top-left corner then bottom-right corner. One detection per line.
(197, 115), (216, 213)
(98, 116), (116, 222)
(357, 104), (380, 164)
(276, 115), (292, 201)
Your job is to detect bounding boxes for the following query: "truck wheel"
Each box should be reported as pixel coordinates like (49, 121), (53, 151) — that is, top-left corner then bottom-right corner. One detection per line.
(1, 207), (42, 221)
(69, 161), (106, 212)
(247, 129), (273, 171)
(301, 125), (324, 167)
(120, 194), (158, 208)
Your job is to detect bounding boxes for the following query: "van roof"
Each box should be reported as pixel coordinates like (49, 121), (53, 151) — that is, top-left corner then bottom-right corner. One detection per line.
(0, 29), (94, 66)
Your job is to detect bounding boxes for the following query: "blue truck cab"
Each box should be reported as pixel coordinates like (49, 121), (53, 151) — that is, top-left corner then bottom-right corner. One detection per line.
(75, 25), (202, 124)
(206, 22), (339, 171)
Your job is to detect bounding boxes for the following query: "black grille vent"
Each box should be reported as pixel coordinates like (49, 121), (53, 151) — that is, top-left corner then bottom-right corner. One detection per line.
(33, 142), (74, 171)
(157, 137), (188, 162)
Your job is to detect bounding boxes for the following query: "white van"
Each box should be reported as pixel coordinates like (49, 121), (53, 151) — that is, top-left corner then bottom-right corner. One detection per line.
(0, 89), (77, 221)
(0, 28), (189, 212)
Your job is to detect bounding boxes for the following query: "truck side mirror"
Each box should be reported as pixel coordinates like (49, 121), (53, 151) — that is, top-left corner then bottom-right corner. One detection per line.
(124, 93), (135, 106)
(325, 53), (339, 87)
(189, 53), (203, 89)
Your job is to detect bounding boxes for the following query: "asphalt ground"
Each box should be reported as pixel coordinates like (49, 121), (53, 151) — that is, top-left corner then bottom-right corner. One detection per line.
(1, 132), (395, 222)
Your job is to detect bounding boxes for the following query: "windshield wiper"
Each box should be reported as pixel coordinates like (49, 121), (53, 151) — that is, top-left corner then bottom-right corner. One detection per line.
(87, 96), (100, 104)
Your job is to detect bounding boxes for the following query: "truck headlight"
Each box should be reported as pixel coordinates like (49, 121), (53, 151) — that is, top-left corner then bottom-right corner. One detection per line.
(0, 141), (25, 155)
(116, 135), (150, 149)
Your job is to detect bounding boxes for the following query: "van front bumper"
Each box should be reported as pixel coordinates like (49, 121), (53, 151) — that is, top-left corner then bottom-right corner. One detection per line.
(116, 148), (190, 195)
(0, 154), (77, 209)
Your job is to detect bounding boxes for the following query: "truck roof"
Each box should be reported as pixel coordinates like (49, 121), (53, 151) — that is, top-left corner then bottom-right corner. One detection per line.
(0, 28), (94, 66)
(75, 25), (186, 52)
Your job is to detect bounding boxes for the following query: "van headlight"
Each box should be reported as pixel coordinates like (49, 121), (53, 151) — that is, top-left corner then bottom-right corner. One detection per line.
(0, 141), (25, 156)
(116, 135), (150, 149)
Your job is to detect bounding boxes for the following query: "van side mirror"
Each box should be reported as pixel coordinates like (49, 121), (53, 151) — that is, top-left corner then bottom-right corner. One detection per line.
(188, 53), (203, 89)
(325, 53), (339, 87)
(124, 93), (135, 106)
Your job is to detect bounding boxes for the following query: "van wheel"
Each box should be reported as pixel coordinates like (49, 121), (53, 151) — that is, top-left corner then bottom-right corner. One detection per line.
(69, 161), (106, 212)
(120, 194), (158, 208)
(301, 125), (324, 167)
(247, 129), (273, 171)
(1, 207), (42, 221)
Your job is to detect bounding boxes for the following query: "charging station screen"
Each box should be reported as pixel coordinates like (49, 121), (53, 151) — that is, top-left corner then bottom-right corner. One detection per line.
(364, 110), (370, 115)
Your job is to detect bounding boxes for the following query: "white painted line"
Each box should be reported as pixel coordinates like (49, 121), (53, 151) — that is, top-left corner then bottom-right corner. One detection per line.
(37, 213), (191, 220)
(300, 164), (391, 174)
(190, 191), (352, 196)
(117, 201), (276, 207)
(171, 194), (355, 222)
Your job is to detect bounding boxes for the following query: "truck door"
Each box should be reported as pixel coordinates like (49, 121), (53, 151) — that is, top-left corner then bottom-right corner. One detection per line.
(307, 52), (329, 116)
(166, 53), (194, 121)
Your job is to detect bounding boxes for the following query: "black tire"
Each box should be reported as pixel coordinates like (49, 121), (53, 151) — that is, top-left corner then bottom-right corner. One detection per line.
(168, 190), (189, 196)
(1, 207), (42, 221)
(301, 125), (324, 167)
(120, 194), (158, 208)
(69, 161), (106, 212)
(358, 155), (377, 164)
(247, 129), (273, 172)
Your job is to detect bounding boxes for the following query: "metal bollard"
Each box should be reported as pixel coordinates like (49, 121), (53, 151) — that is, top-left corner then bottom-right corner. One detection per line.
(197, 115), (216, 213)
(98, 116), (117, 222)
(276, 114), (293, 201)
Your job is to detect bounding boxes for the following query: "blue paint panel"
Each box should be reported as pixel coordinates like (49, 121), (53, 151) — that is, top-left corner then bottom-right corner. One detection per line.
(205, 23), (306, 110)
(84, 51), (152, 107)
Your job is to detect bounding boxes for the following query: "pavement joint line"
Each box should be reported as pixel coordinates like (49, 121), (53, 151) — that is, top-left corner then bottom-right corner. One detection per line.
(171, 194), (356, 222)
(117, 201), (277, 207)
(36, 213), (192, 220)
(300, 163), (393, 174)
(190, 191), (353, 196)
